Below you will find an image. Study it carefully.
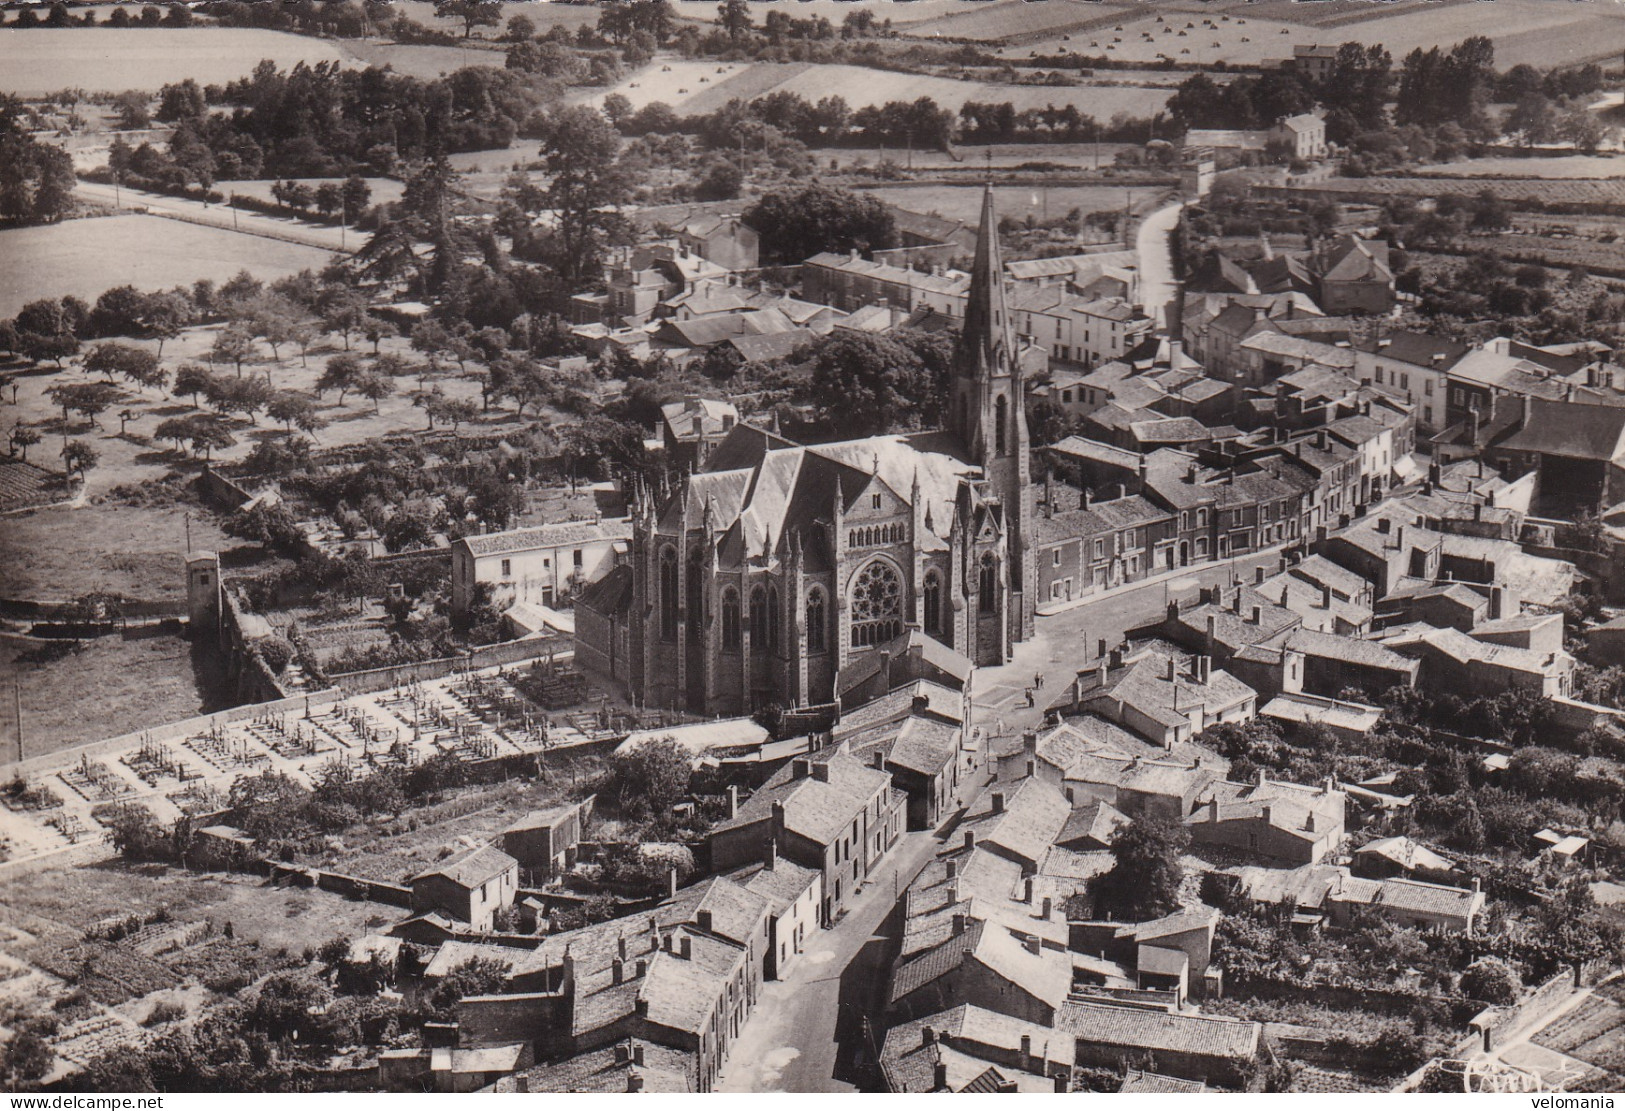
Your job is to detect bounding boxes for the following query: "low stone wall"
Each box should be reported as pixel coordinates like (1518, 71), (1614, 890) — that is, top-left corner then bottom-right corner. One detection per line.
(328, 639), (572, 694)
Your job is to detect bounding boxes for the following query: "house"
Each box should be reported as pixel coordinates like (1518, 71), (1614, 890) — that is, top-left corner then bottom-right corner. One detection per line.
(1374, 579), (1489, 633)
(1050, 642), (1257, 750)
(1381, 624), (1575, 699)
(888, 916), (1073, 1026)
(952, 778), (1072, 873)
(880, 1006), (1071, 1093)
(800, 252), (970, 316)
(451, 519), (631, 619)
(648, 307), (799, 356)
(1324, 871), (1484, 934)
(1354, 331), (1471, 434)
(379, 1043), (535, 1093)
(1257, 565), (1372, 635)
(724, 850), (823, 980)
(1260, 692), (1382, 747)
(495, 1039), (693, 1093)
(1290, 43), (1340, 81)
(835, 626), (975, 708)
(675, 213), (759, 272)
(503, 797), (595, 882)
(1189, 773), (1346, 865)
(1313, 236), (1393, 316)
(1352, 836), (1460, 885)
(460, 876), (771, 1093)
(843, 712), (969, 832)
(707, 744), (904, 924)
(1059, 1000), (1261, 1088)
(1033, 490), (1176, 606)
(1489, 397), (1625, 518)
(410, 844), (520, 932)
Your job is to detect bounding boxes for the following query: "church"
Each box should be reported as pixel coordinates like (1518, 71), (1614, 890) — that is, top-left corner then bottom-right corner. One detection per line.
(578, 187), (1036, 716)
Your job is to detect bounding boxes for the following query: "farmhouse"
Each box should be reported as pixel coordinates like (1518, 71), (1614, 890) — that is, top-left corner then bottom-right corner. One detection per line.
(410, 844), (520, 932)
(450, 519), (632, 619)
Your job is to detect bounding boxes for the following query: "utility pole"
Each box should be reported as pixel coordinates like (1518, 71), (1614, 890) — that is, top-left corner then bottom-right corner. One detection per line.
(185, 511), (192, 553)
(14, 677), (23, 765)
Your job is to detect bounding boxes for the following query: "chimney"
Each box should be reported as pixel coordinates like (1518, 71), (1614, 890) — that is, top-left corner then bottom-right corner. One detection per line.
(763, 837), (778, 870)
(1209, 798), (1219, 822)
(627, 1072), (644, 1093)
(964, 830), (976, 850)
(514, 1076), (529, 1094)
(1082, 487), (1093, 510)
(697, 909), (713, 933)
(992, 792), (1005, 814)
(1166, 656), (1177, 682)
(792, 758), (810, 779)
(680, 935), (692, 960)
(1255, 565), (1267, 585)
(1261, 805), (1272, 826)
(1250, 605), (1262, 624)
(1020, 1034), (1033, 1059)
(669, 867), (679, 900)
(1205, 614), (1217, 654)
(1377, 518), (1391, 534)
(1321, 584), (1332, 609)
(873, 749), (886, 770)
(615, 1044), (630, 1064)
(633, 1044), (644, 1066)
(1025, 935), (1041, 956)
(618, 935), (628, 960)
(812, 761), (830, 783)
(636, 958), (648, 977)
(1054, 1073), (1071, 1094)
(922, 1026), (936, 1046)
(1023, 876), (1034, 904)
(952, 912), (966, 936)
(933, 1061), (948, 1090)
(1198, 655), (1212, 684)
(946, 858), (958, 880)
(1490, 585), (1503, 620)
(1041, 896), (1052, 920)
(727, 784), (738, 819)
(613, 957), (625, 984)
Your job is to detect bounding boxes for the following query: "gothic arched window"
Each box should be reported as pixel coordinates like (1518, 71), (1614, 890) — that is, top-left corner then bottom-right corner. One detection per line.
(659, 546), (678, 642)
(852, 560), (904, 647)
(806, 588), (827, 654)
(995, 395), (1008, 455)
(749, 586), (768, 651)
(721, 588), (741, 652)
(923, 570), (943, 635)
(979, 553), (999, 613)
(768, 586), (780, 649)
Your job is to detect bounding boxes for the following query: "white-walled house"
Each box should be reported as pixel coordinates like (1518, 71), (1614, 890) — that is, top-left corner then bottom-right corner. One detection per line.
(451, 519), (632, 619)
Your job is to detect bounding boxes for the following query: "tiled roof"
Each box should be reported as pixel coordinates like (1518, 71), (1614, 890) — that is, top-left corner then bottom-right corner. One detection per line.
(502, 1041), (692, 1093)
(836, 678), (965, 734)
(1290, 554), (1373, 600)
(412, 844), (517, 889)
(1261, 693), (1382, 734)
(1121, 1071), (1206, 1094)
(1331, 873), (1482, 919)
(959, 778), (1072, 869)
(1356, 330), (1470, 370)
(712, 747), (890, 846)
(725, 857), (821, 915)
(459, 519), (631, 557)
(1354, 835), (1453, 873)
(1047, 436), (1143, 469)
(1284, 628), (1419, 673)
(1059, 1000), (1260, 1058)
(891, 918), (986, 1002)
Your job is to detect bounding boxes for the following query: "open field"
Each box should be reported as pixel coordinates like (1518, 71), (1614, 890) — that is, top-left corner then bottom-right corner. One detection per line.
(0, 501), (234, 603)
(0, 865), (396, 958)
(1418, 155), (1625, 180)
(338, 38), (505, 80)
(862, 181), (1153, 226)
(0, 214), (336, 320)
(1014, 0), (1623, 69)
(0, 633), (220, 762)
(0, 27), (352, 97)
(829, 140), (1136, 171)
(582, 58), (1173, 120)
(903, 0), (1131, 44)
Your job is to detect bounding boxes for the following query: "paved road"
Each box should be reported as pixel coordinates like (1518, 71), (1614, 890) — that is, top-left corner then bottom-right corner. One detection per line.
(1136, 199), (1185, 329)
(974, 547), (1289, 738)
(75, 180), (352, 253)
(715, 827), (945, 1093)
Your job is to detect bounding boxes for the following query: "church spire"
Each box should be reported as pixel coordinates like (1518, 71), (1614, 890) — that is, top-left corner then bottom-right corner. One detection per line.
(959, 183), (1014, 378)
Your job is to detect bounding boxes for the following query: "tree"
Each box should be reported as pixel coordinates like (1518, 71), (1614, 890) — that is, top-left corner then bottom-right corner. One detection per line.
(173, 363), (215, 408)
(744, 183), (897, 265)
(439, 396), (478, 432)
(383, 507), (435, 553)
(210, 325), (256, 376)
(426, 957), (509, 1020)
(47, 383), (122, 430)
(9, 424), (41, 461)
(1460, 957), (1520, 1005)
(534, 106), (632, 285)
(363, 317), (399, 355)
(266, 392), (319, 434)
(602, 736), (692, 821)
(111, 91), (150, 131)
(155, 414), (234, 459)
(317, 353), (364, 403)
(105, 803), (171, 863)
(503, 12), (535, 41)
(434, 0), (501, 38)
(1087, 816), (1189, 921)
(354, 370), (395, 414)
(807, 331), (945, 437)
(251, 971), (332, 1042)
(313, 182), (342, 219)
(1, 1026), (52, 1086)
(61, 440), (98, 481)
(341, 174), (371, 221)
(718, 0), (752, 40)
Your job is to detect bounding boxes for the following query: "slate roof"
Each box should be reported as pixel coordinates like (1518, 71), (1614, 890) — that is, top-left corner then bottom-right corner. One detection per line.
(1356, 330), (1470, 370)
(653, 307), (797, 348)
(1499, 398), (1625, 461)
(576, 563), (633, 617)
(722, 329), (815, 363)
